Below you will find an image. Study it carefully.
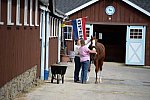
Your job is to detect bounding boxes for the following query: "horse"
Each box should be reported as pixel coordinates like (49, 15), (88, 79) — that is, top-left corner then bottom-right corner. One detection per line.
(88, 36), (105, 84)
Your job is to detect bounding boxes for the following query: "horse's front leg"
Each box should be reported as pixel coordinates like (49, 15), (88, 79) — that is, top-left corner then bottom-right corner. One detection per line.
(95, 72), (98, 84)
(95, 60), (99, 84)
(98, 61), (103, 83)
(98, 71), (102, 83)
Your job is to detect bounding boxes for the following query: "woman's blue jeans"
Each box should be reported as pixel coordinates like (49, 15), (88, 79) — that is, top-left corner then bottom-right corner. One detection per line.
(81, 60), (90, 83)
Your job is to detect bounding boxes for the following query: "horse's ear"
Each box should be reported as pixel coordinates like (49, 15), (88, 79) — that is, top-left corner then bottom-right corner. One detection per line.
(91, 35), (94, 40)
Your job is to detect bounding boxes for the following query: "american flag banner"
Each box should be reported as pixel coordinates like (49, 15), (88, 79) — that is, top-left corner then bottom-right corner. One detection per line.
(72, 17), (87, 40)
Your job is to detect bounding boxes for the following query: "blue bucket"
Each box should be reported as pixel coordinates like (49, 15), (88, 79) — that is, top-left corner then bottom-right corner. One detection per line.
(44, 70), (49, 80)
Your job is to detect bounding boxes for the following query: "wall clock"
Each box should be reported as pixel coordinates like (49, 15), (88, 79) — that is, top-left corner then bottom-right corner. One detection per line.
(105, 6), (115, 15)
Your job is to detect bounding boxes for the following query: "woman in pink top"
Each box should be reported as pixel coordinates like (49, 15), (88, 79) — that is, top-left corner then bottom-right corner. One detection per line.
(79, 39), (97, 84)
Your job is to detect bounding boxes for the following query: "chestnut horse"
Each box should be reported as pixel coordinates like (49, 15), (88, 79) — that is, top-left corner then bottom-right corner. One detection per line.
(89, 36), (105, 83)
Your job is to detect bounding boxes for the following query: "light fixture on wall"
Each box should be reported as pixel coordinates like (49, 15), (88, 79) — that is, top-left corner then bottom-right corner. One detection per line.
(109, 17), (111, 20)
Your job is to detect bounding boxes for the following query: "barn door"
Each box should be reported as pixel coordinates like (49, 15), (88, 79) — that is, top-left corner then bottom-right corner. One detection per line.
(125, 26), (146, 65)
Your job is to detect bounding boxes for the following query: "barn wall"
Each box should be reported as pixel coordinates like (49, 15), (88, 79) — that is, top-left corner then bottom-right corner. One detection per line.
(66, 40), (74, 54)
(49, 38), (58, 65)
(0, 0), (41, 87)
(68, 0), (150, 65)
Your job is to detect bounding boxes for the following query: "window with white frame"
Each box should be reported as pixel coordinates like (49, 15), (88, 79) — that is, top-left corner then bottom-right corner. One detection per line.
(50, 17), (59, 37)
(64, 25), (72, 40)
(50, 17), (53, 37)
(7, 0), (14, 25)
(16, 0), (22, 26)
(24, 0), (29, 26)
(0, 0), (4, 25)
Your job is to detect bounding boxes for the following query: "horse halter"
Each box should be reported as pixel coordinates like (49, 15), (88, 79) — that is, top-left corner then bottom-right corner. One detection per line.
(91, 39), (96, 51)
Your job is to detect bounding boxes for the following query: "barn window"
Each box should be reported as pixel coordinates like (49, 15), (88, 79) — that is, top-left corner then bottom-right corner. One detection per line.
(130, 29), (142, 39)
(64, 25), (72, 40)
(35, 0), (39, 26)
(30, 0), (34, 26)
(86, 27), (90, 37)
(7, 0), (14, 25)
(50, 17), (59, 38)
(0, 0), (4, 25)
(16, 0), (22, 26)
(24, 0), (29, 26)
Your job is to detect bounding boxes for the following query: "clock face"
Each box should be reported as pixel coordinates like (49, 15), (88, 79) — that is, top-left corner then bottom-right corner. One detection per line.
(105, 6), (115, 15)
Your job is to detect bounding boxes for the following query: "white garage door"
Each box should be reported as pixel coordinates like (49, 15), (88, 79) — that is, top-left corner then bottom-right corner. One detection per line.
(125, 26), (146, 65)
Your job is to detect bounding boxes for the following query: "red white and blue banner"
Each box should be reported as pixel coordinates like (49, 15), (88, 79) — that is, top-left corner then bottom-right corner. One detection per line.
(72, 17), (87, 40)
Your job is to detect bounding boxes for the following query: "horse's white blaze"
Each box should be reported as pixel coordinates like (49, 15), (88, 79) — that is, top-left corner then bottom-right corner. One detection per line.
(92, 39), (96, 46)
(92, 39), (96, 51)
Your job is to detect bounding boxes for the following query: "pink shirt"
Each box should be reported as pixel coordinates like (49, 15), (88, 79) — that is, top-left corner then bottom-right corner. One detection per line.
(79, 45), (90, 62)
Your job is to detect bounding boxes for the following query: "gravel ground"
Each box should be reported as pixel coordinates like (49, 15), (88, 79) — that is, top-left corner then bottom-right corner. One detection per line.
(14, 62), (150, 100)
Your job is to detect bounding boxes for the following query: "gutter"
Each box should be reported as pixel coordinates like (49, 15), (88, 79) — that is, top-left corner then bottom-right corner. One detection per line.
(52, 0), (67, 18)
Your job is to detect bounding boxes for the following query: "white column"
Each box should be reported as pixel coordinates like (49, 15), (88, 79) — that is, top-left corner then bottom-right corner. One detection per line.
(40, 10), (45, 80)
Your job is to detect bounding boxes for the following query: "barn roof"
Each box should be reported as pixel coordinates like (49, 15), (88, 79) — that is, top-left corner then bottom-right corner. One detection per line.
(39, 0), (66, 18)
(55, 0), (150, 17)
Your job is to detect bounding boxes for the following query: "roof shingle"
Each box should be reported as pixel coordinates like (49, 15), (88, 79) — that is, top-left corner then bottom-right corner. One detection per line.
(55, 0), (91, 13)
(129, 0), (150, 13)
(55, 0), (150, 16)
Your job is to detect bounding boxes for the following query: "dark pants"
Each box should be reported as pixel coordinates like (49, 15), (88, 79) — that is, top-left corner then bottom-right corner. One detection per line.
(74, 56), (81, 82)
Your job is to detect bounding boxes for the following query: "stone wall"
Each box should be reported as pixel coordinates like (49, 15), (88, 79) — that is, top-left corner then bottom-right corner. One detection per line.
(0, 65), (38, 100)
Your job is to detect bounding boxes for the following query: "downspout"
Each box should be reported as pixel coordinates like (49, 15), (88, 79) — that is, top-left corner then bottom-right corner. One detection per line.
(40, 5), (50, 80)
(40, 10), (45, 80)
(45, 12), (50, 73)
(57, 20), (61, 63)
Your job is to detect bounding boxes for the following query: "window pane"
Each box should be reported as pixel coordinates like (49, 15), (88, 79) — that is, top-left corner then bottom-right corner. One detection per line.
(64, 32), (67, 39)
(68, 32), (71, 39)
(139, 29), (142, 33)
(134, 29), (138, 33)
(64, 27), (67, 32)
(68, 27), (72, 32)
(130, 29), (134, 32)
(86, 28), (90, 37)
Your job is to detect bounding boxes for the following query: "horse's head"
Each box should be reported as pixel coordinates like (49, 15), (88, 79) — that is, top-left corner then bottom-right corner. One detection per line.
(89, 36), (97, 61)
